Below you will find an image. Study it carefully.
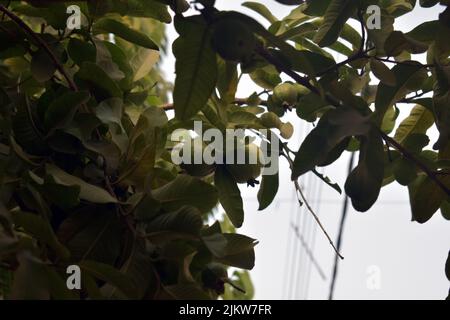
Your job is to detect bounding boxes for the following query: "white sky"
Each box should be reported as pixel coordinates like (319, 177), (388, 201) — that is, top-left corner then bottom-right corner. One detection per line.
(161, 1), (450, 299)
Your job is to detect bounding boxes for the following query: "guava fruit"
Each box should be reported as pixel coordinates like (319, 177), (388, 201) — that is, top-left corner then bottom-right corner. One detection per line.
(212, 18), (256, 63)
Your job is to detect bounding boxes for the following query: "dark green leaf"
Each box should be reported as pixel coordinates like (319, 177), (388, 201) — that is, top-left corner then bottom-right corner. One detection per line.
(152, 175), (218, 213)
(344, 128), (385, 212)
(94, 18), (159, 50)
(408, 174), (450, 223)
(173, 16), (218, 120)
(30, 49), (56, 83)
(215, 166), (244, 228)
(44, 91), (90, 130)
(257, 170), (279, 211)
(13, 211), (70, 259)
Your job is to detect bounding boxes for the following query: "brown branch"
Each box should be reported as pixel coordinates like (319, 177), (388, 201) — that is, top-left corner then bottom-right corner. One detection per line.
(370, 56), (434, 69)
(379, 130), (450, 197)
(255, 45), (343, 108)
(160, 98), (269, 110)
(0, 5), (78, 92)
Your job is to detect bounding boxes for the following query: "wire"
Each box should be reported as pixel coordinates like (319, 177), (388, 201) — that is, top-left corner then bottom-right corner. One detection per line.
(328, 153), (355, 300)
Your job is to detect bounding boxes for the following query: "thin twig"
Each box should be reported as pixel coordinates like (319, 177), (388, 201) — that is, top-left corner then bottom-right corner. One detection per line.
(281, 147), (344, 259)
(293, 178), (344, 259)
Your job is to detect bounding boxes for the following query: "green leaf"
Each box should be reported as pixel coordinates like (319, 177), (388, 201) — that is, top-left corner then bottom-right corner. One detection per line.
(370, 59), (397, 86)
(113, 241), (158, 299)
(249, 65), (282, 90)
(292, 108), (370, 179)
(88, 0), (171, 23)
(95, 98), (123, 127)
(344, 128), (385, 212)
(374, 63), (424, 124)
(420, 0), (440, 7)
(173, 16), (218, 120)
(202, 233), (257, 269)
(394, 104), (435, 144)
(134, 194), (161, 221)
(46, 164), (118, 204)
(242, 2), (277, 24)
(165, 283), (211, 300)
(30, 49), (56, 83)
(94, 18), (159, 50)
(257, 170), (279, 210)
(76, 61), (123, 99)
(445, 251), (450, 282)
(80, 260), (136, 299)
(296, 92), (329, 121)
(57, 209), (121, 265)
(44, 91), (90, 130)
(13, 211), (70, 259)
(11, 252), (50, 299)
(131, 48), (160, 82)
(393, 157), (417, 186)
(152, 174), (218, 213)
(41, 177), (80, 210)
(408, 174), (450, 223)
(441, 201), (450, 220)
(432, 63), (450, 151)
(313, 169), (342, 194)
(214, 166), (245, 228)
(313, 0), (357, 47)
(384, 31), (428, 56)
(147, 205), (203, 235)
(275, 0), (304, 5)
(67, 38), (96, 65)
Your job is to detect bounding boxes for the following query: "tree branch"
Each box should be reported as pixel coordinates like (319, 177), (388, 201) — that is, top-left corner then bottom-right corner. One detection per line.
(379, 130), (450, 197)
(160, 97), (269, 110)
(0, 5), (78, 92)
(370, 56), (434, 69)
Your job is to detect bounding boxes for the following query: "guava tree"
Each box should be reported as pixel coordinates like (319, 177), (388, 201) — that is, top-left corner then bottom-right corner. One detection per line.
(0, 0), (449, 300)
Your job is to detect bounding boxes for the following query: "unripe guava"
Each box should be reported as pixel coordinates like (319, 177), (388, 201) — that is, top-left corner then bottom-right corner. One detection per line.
(273, 83), (298, 105)
(212, 18), (256, 63)
(180, 139), (216, 177)
(225, 143), (263, 184)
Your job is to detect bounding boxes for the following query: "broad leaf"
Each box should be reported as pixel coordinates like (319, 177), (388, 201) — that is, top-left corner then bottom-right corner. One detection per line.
(94, 18), (159, 50)
(152, 175), (218, 213)
(344, 128), (385, 212)
(313, 0), (357, 47)
(214, 166), (245, 228)
(257, 170), (279, 211)
(394, 104), (434, 144)
(173, 16), (218, 120)
(13, 211), (69, 259)
(46, 164), (118, 204)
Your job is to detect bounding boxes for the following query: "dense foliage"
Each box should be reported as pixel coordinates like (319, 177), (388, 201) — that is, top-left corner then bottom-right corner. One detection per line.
(0, 0), (449, 299)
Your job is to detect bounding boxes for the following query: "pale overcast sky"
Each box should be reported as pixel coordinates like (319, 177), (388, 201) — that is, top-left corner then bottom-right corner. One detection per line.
(161, 1), (450, 299)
